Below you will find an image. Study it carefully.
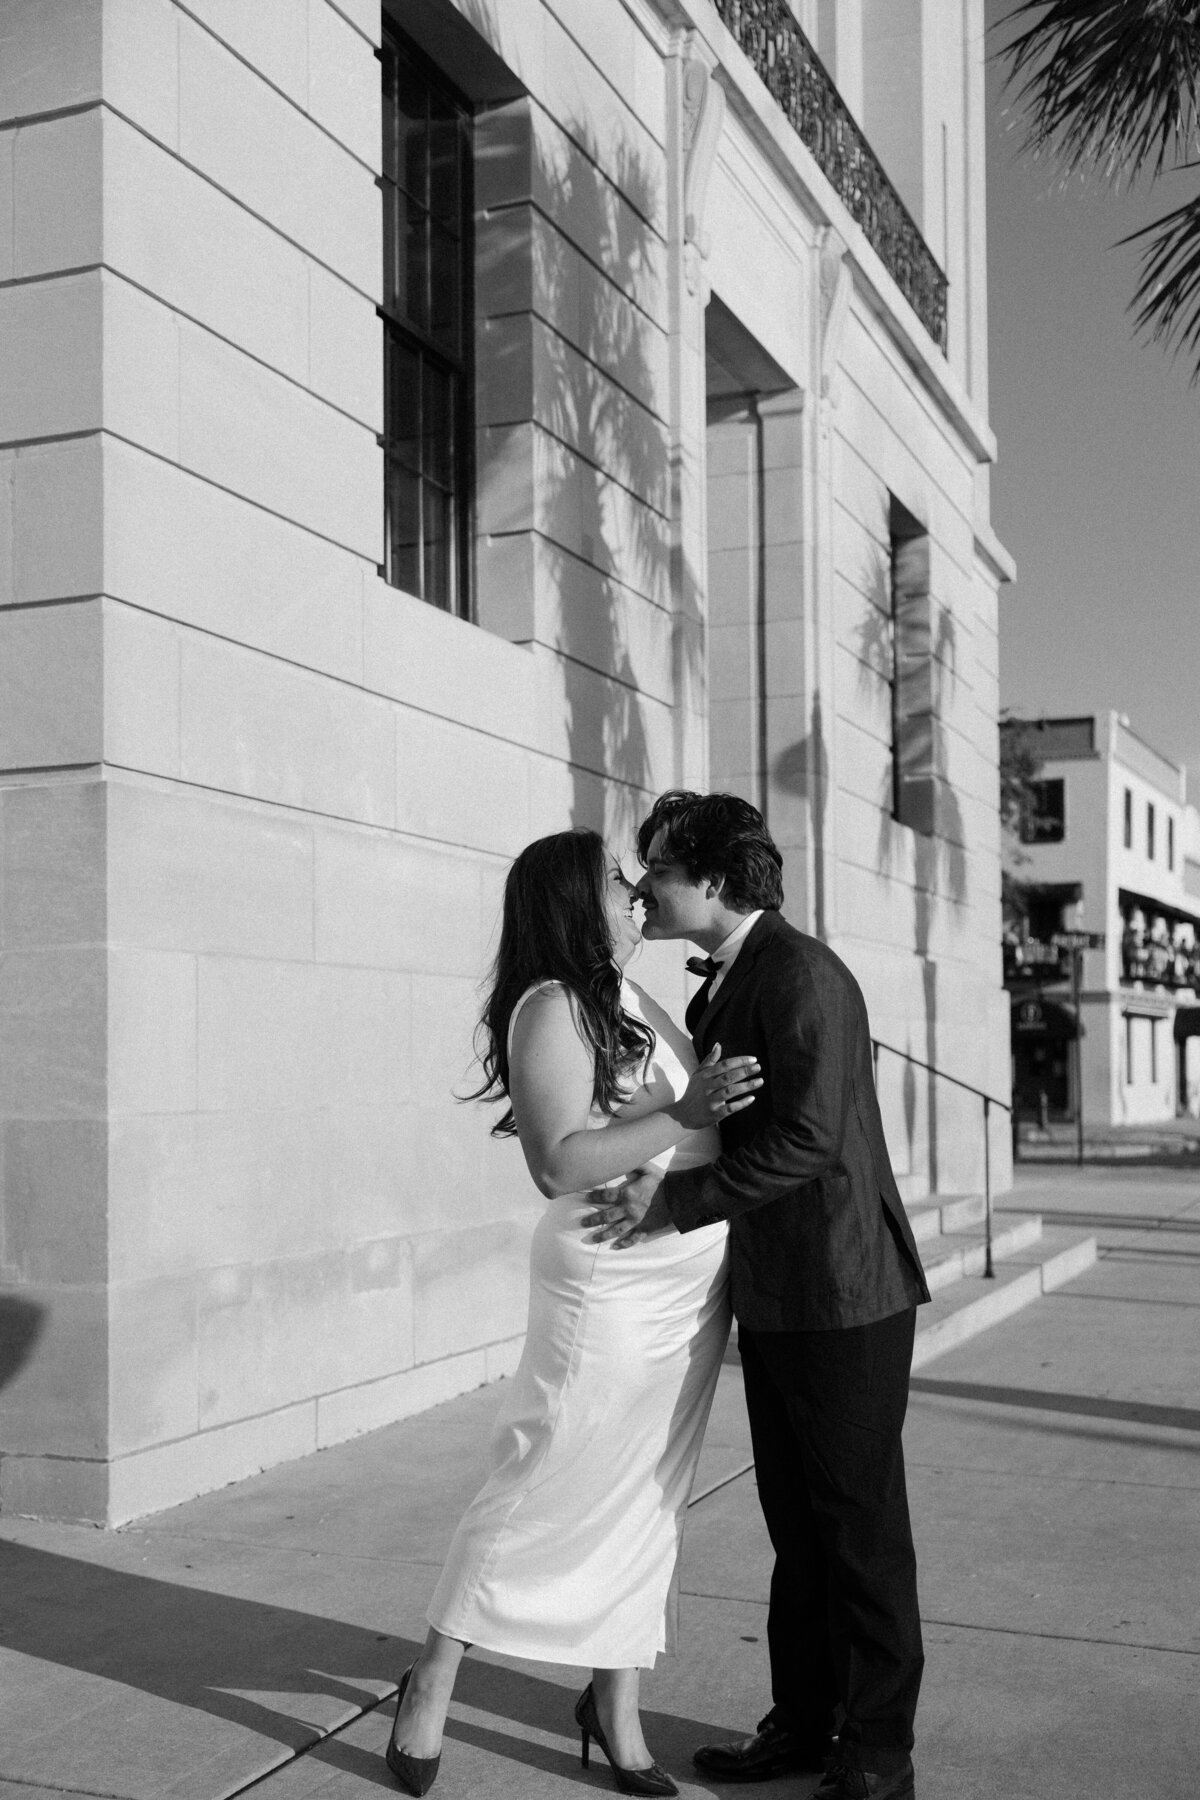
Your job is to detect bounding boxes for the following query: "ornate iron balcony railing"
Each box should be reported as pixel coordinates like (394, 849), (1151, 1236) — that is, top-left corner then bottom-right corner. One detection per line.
(712, 0), (949, 351)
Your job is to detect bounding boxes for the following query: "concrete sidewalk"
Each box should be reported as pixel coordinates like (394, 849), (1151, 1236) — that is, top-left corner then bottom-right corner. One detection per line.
(1, 1164), (1197, 1800)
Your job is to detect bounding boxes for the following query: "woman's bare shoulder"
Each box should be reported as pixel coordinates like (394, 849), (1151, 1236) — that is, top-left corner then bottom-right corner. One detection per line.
(509, 981), (583, 1046)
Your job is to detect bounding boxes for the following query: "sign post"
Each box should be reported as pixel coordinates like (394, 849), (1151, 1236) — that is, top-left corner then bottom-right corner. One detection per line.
(1051, 932), (1106, 1167)
(1071, 948), (1084, 1166)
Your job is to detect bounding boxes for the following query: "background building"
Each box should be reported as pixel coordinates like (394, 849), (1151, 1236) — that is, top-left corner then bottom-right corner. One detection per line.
(1003, 712), (1200, 1128)
(0, 0), (1011, 1524)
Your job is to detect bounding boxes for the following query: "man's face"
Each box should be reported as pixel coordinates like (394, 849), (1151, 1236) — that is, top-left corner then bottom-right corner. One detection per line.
(634, 827), (723, 942)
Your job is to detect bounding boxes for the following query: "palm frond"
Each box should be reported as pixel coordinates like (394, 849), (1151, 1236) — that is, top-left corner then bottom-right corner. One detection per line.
(997, 1), (1200, 181)
(1122, 181), (1200, 371)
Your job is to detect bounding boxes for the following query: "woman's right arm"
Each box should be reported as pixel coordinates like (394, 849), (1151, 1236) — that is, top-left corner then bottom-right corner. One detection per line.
(508, 988), (758, 1197)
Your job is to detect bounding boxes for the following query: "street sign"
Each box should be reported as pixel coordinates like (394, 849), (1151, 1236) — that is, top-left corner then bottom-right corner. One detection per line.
(1051, 931), (1106, 951)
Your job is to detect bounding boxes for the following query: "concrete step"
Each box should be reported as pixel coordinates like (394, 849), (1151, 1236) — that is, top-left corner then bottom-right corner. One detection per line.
(919, 1212), (1044, 1293)
(906, 1191), (987, 1243)
(912, 1222), (1098, 1370)
(894, 1171), (932, 1205)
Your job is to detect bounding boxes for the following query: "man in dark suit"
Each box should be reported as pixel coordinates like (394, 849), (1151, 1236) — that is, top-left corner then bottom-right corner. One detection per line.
(587, 791), (930, 1800)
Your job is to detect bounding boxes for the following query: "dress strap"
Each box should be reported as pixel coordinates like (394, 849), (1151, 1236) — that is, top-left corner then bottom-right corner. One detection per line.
(506, 980), (564, 1057)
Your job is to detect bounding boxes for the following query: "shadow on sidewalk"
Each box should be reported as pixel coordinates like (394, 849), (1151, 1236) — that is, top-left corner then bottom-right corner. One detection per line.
(0, 1539), (411, 1753)
(0, 1541), (726, 1791)
(910, 1377), (1200, 1434)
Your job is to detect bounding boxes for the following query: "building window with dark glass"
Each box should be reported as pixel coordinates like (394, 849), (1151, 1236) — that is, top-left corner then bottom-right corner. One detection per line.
(380, 25), (473, 614)
(887, 497), (934, 834)
(1147, 801), (1156, 861)
(1020, 777), (1065, 845)
(1168, 815), (1175, 871)
(1123, 787), (1132, 849)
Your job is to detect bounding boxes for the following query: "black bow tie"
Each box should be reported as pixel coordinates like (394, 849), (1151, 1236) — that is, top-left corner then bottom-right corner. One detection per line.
(686, 955), (721, 980)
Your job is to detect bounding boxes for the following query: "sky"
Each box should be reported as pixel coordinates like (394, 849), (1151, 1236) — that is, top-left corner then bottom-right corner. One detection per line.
(983, 0), (1200, 797)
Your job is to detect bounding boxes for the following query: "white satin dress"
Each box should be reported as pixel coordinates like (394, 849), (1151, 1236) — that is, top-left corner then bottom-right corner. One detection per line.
(426, 977), (731, 1670)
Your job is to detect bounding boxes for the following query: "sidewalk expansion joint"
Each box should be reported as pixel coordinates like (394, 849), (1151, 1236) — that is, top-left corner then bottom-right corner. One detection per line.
(0, 1774), (141, 1799)
(687, 1460), (755, 1506)
(920, 1615), (1200, 1657)
(215, 1689), (400, 1799)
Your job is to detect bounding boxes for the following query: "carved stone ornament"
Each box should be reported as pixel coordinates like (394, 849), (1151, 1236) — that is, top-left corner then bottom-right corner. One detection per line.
(680, 53), (726, 298)
(819, 227), (852, 405)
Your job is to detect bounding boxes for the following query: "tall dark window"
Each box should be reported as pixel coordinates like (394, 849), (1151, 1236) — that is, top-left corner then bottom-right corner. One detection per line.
(1123, 787), (1132, 849)
(1147, 801), (1156, 861)
(380, 25), (472, 613)
(887, 497), (933, 833)
(1168, 814), (1175, 870)
(1020, 777), (1066, 844)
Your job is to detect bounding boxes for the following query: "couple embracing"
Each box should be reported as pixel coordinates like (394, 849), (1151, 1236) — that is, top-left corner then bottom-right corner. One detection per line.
(385, 791), (930, 1800)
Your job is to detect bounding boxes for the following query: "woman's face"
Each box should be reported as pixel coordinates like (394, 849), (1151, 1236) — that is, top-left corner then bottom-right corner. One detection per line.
(603, 848), (642, 966)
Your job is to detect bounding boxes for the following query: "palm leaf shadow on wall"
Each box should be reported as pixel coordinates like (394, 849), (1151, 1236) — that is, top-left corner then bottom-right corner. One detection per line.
(464, 0), (691, 848)
(855, 541), (969, 1190)
(533, 121), (664, 845)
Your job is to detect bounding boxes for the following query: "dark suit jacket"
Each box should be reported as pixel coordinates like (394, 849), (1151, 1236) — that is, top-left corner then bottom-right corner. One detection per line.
(662, 910), (930, 1331)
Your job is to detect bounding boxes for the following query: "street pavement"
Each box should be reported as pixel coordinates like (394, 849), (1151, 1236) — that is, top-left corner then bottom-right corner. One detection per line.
(0, 1164), (1196, 1800)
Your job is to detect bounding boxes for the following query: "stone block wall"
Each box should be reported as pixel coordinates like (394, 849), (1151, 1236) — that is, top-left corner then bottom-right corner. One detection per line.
(0, 0), (690, 1524)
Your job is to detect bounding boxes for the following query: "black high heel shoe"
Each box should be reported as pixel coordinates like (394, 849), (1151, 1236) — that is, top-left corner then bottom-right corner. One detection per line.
(574, 1683), (679, 1797)
(385, 1666), (441, 1796)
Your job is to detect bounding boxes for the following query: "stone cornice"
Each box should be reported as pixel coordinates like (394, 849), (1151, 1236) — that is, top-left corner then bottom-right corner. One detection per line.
(669, 0), (1000, 468)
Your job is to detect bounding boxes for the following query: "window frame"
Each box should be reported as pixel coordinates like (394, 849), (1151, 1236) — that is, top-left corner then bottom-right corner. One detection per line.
(1123, 787), (1132, 849)
(379, 22), (475, 617)
(1147, 800), (1156, 862)
(886, 496), (932, 834)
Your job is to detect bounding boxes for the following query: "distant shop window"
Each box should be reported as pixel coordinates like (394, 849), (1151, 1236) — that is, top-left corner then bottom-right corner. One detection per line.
(1020, 777), (1065, 845)
(1123, 787), (1132, 848)
(887, 497), (934, 833)
(1169, 815), (1176, 870)
(380, 24), (473, 614)
(1026, 889), (1069, 940)
(1147, 801), (1156, 861)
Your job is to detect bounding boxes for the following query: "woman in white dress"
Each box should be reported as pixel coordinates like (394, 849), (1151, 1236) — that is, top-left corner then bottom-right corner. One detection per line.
(385, 827), (761, 1797)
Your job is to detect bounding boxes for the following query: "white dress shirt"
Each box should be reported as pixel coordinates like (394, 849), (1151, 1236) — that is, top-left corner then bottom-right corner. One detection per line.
(706, 909), (764, 1001)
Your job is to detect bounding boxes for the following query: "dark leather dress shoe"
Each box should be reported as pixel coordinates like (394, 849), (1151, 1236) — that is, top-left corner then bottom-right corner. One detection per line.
(692, 1716), (835, 1782)
(814, 1757), (914, 1800)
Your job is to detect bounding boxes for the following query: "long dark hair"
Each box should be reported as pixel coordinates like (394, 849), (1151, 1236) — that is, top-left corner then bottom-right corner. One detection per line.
(469, 828), (655, 1138)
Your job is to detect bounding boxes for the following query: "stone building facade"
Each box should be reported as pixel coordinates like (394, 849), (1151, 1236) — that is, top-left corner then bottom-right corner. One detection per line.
(0, 0), (1011, 1523)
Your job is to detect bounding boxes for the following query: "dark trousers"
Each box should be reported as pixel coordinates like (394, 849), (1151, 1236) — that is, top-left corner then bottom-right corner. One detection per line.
(739, 1308), (923, 1774)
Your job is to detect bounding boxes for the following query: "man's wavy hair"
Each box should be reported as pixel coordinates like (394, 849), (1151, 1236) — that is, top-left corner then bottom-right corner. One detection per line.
(636, 791), (784, 912)
(467, 827), (655, 1138)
